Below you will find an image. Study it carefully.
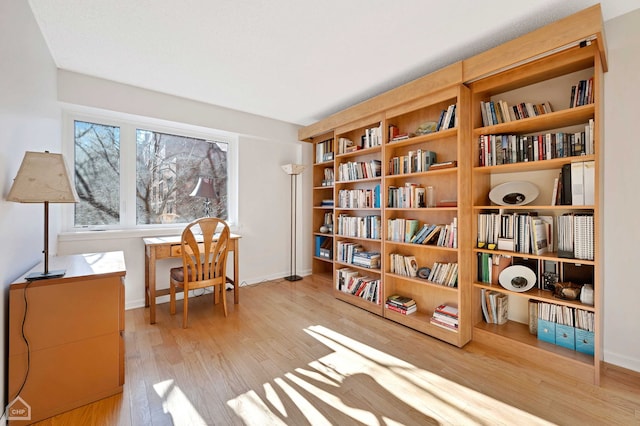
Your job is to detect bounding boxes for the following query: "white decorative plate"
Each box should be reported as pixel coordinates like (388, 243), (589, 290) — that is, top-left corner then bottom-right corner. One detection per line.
(499, 265), (536, 292)
(489, 181), (539, 206)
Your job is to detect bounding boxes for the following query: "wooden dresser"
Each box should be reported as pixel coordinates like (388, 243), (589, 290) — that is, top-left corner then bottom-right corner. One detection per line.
(8, 251), (126, 425)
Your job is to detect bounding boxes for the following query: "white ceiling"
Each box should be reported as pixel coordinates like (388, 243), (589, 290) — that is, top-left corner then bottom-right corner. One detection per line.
(28, 0), (638, 127)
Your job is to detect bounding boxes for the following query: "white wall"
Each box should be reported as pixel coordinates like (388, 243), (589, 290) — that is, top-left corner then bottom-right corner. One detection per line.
(602, 8), (640, 372)
(54, 72), (311, 309)
(0, 0), (62, 407)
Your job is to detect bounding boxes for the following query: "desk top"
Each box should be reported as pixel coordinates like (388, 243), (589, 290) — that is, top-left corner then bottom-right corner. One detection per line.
(143, 233), (241, 246)
(11, 251), (126, 288)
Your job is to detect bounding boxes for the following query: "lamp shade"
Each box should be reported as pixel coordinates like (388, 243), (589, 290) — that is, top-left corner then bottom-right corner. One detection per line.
(190, 176), (216, 198)
(7, 151), (79, 203)
(281, 164), (305, 175)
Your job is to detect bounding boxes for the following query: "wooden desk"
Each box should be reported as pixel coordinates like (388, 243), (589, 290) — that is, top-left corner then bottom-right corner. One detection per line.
(8, 251), (126, 425)
(143, 233), (241, 324)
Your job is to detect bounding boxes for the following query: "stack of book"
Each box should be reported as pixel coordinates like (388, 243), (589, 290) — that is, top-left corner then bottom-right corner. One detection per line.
(385, 294), (417, 315)
(430, 304), (459, 331)
(351, 251), (381, 269)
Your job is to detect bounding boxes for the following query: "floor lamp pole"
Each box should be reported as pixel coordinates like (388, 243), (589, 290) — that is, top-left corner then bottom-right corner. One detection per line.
(285, 172), (302, 281)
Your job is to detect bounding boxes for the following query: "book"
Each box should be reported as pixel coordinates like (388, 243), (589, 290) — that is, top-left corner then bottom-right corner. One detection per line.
(386, 294), (416, 308)
(571, 161), (585, 205)
(385, 302), (417, 315)
(404, 255), (418, 277)
(551, 176), (559, 206)
(583, 160), (595, 205)
(530, 218), (549, 255)
(430, 317), (458, 331)
(428, 161), (457, 170)
(435, 304), (459, 319)
(432, 312), (459, 326)
(560, 163), (572, 205)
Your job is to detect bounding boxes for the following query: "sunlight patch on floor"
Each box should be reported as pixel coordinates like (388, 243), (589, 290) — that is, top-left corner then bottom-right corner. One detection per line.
(225, 325), (556, 425)
(153, 379), (207, 425)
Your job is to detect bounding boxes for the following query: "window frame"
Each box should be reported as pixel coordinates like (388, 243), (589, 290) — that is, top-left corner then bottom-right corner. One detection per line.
(61, 107), (239, 232)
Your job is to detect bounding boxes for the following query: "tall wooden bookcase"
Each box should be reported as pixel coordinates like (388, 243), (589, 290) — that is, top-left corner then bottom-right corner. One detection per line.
(467, 39), (605, 384)
(300, 4), (606, 383)
(382, 83), (471, 347)
(311, 131), (335, 281)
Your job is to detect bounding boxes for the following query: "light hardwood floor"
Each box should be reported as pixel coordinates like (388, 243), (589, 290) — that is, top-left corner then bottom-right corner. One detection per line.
(33, 276), (639, 425)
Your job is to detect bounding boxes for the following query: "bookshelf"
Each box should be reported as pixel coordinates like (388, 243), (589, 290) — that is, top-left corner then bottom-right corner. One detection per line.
(468, 40), (604, 384)
(382, 83), (471, 347)
(299, 4), (605, 383)
(312, 131), (335, 281)
(333, 116), (384, 315)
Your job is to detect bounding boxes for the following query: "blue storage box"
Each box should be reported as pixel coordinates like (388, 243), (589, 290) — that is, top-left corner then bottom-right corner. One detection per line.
(575, 328), (595, 355)
(537, 319), (556, 344)
(555, 324), (576, 350)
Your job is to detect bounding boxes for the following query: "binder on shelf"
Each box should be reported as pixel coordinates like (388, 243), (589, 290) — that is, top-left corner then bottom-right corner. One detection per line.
(561, 163), (572, 205)
(571, 161), (585, 205)
(315, 235), (323, 257)
(583, 160), (595, 205)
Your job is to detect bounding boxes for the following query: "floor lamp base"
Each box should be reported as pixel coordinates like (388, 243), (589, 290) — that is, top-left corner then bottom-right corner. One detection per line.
(284, 275), (303, 282)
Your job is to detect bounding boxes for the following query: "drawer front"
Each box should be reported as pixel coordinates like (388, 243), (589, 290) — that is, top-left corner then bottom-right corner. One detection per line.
(170, 243), (205, 257)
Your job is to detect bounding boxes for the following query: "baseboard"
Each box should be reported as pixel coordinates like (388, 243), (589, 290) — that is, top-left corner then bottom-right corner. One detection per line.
(124, 269), (313, 311)
(603, 349), (640, 373)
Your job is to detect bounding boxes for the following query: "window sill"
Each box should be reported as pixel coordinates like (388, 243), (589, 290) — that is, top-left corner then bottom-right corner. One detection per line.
(59, 227), (187, 242)
(59, 222), (239, 242)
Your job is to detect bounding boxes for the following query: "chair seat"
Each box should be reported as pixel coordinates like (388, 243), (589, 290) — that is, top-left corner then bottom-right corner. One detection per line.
(170, 266), (189, 284)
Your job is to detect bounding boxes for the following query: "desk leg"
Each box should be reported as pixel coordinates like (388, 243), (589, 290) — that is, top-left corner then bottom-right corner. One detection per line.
(234, 240), (239, 304)
(144, 247), (150, 308)
(148, 247), (157, 324)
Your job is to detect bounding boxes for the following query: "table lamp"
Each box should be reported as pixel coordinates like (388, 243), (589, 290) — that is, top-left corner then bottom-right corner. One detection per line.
(190, 176), (216, 217)
(7, 151), (79, 280)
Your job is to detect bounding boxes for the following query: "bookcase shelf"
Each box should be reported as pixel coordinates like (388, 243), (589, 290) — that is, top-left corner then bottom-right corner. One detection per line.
(473, 282), (596, 312)
(300, 4), (605, 384)
(473, 154), (596, 174)
(473, 104), (594, 136)
(473, 247), (596, 265)
(386, 272), (460, 292)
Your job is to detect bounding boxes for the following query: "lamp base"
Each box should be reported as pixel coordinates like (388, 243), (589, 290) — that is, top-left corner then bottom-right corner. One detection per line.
(284, 275), (302, 282)
(26, 269), (66, 281)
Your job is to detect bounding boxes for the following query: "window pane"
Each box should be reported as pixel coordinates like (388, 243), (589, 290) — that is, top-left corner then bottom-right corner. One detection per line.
(136, 130), (228, 224)
(74, 121), (120, 226)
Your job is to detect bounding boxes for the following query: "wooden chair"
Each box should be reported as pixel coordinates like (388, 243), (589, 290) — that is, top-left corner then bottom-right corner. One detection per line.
(169, 217), (230, 328)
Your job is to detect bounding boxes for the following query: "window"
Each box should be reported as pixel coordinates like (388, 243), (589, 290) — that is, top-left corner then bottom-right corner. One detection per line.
(65, 110), (237, 230)
(135, 129), (228, 224)
(74, 121), (121, 226)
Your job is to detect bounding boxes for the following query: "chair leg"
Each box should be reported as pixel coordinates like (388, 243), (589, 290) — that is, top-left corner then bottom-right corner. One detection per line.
(221, 284), (228, 317)
(182, 285), (189, 328)
(169, 281), (176, 315)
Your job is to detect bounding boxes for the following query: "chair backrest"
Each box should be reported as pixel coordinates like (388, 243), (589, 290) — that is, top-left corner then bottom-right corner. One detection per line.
(180, 217), (230, 286)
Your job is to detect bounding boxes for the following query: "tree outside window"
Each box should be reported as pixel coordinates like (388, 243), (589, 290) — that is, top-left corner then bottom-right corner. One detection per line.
(73, 120), (228, 227)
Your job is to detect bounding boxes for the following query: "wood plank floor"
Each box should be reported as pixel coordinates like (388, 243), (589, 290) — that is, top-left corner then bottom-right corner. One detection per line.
(34, 276), (640, 425)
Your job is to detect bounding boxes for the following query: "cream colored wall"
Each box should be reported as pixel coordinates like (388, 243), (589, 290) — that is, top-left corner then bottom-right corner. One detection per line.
(602, 8), (640, 372)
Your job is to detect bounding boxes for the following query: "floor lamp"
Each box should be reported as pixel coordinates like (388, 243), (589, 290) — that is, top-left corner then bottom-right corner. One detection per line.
(7, 151), (79, 280)
(281, 164), (305, 281)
